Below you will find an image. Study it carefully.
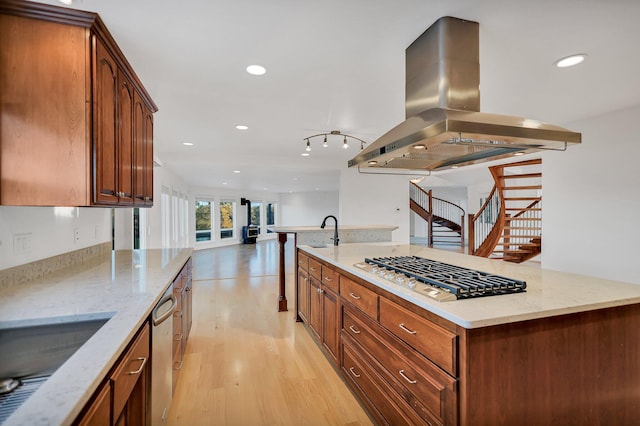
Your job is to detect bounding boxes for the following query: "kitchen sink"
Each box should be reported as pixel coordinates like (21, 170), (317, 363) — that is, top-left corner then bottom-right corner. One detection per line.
(0, 313), (113, 422)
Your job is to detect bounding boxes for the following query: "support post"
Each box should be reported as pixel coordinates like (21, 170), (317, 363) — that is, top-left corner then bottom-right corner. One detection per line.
(277, 232), (288, 312)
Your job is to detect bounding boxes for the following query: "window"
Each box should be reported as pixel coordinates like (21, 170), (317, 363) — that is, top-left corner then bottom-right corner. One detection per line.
(161, 186), (170, 248)
(266, 202), (276, 233)
(196, 199), (213, 242)
(220, 200), (235, 239)
(251, 202), (262, 234)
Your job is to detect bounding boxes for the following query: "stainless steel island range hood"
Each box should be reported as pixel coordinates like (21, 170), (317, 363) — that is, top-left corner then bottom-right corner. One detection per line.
(348, 17), (581, 171)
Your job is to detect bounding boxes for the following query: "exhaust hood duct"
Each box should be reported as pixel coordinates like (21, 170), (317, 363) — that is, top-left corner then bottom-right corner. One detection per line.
(348, 17), (581, 171)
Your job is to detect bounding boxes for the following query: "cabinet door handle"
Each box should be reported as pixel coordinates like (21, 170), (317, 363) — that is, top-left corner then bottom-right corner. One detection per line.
(174, 333), (183, 342)
(349, 292), (361, 300)
(399, 369), (417, 384)
(349, 325), (361, 334)
(399, 323), (417, 335)
(349, 367), (361, 378)
(324, 276), (333, 282)
(127, 357), (147, 375)
(174, 360), (183, 371)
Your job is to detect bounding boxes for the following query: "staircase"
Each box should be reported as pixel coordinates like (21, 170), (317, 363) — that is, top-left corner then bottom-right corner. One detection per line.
(410, 182), (465, 248)
(468, 158), (542, 263)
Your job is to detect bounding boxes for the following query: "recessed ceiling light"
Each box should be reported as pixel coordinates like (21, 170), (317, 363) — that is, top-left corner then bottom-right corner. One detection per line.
(222, 182), (228, 185)
(183, 142), (193, 146)
(246, 65), (266, 75)
(451, 165), (459, 169)
(292, 177), (298, 180)
(233, 170), (240, 173)
(235, 125), (248, 130)
(301, 152), (310, 157)
(367, 160), (378, 165)
(554, 54), (587, 68)
(58, 0), (72, 4)
(413, 144), (426, 150)
(514, 152), (525, 156)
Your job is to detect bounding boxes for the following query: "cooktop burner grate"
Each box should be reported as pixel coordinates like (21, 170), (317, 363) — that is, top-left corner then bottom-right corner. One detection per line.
(358, 255), (526, 301)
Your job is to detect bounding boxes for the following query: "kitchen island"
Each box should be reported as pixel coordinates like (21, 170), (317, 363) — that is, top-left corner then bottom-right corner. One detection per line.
(270, 225), (397, 312)
(296, 242), (640, 425)
(0, 247), (192, 425)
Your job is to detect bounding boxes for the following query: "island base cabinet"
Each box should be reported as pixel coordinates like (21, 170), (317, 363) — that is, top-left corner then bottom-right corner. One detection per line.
(341, 338), (428, 426)
(74, 322), (150, 426)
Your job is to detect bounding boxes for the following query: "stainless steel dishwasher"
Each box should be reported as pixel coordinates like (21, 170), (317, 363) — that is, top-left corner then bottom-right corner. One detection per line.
(151, 284), (177, 424)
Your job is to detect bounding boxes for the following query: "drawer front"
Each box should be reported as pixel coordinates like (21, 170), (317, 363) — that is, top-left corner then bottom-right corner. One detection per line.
(308, 258), (321, 281)
(344, 305), (456, 426)
(342, 339), (427, 426)
(380, 297), (457, 375)
(321, 265), (339, 293)
(298, 252), (309, 271)
(340, 276), (378, 319)
(110, 322), (150, 419)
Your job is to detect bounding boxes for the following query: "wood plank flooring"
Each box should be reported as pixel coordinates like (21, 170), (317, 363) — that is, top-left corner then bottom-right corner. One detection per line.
(167, 240), (373, 425)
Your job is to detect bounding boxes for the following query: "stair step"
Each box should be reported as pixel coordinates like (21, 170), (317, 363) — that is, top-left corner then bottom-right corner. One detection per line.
(502, 185), (542, 190)
(505, 207), (541, 211)
(504, 217), (541, 221)
(496, 237), (542, 243)
(504, 226), (542, 230)
(492, 249), (532, 254)
(501, 172), (542, 179)
(504, 197), (542, 201)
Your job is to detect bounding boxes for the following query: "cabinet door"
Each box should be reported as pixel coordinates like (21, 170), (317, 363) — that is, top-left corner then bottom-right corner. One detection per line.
(297, 269), (310, 322)
(132, 91), (145, 205)
(76, 381), (111, 426)
(322, 287), (339, 365)
(143, 107), (154, 205)
(93, 37), (119, 205)
(309, 277), (322, 340)
(116, 71), (134, 205)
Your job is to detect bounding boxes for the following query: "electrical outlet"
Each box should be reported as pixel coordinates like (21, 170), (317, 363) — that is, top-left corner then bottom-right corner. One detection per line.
(13, 233), (32, 255)
(74, 228), (80, 243)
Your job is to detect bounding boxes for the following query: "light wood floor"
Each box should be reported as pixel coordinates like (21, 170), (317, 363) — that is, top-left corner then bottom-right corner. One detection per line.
(167, 240), (374, 426)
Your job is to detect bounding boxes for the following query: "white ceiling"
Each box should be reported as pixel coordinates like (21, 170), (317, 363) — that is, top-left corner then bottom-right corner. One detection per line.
(34, 0), (640, 192)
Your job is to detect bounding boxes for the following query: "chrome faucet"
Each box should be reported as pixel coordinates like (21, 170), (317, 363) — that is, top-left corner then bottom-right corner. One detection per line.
(320, 215), (339, 246)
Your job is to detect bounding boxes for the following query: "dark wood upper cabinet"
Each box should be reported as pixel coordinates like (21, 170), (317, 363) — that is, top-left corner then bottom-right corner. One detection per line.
(0, 0), (157, 207)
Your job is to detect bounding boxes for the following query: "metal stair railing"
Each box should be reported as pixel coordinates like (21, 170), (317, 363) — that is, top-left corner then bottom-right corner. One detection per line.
(410, 182), (465, 247)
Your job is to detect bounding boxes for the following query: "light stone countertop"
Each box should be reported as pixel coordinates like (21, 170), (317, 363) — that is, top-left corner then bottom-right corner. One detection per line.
(299, 242), (640, 328)
(271, 225), (398, 232)
(0, 248), (193, 426)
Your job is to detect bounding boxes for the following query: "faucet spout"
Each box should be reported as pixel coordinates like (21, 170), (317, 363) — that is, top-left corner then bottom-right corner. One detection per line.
(320, 215), (339, 246)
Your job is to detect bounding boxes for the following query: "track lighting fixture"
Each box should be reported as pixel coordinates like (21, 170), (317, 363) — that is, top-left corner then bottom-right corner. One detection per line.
(301, 130), (366, 156)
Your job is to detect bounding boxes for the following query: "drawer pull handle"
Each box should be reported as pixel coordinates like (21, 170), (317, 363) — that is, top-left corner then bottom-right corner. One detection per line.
(399, 369), (417, 384)
(349, 325), (361, 334)
(324, 276), (333, 282)
(310, 267), (317, 271)
(127, 357), (147, 375)
(174, 360), (183, 371)
(399, 323), (417, 335)
(174, 333), (183, 342)
(349, 367), (361, 378)
(349, 292), (361, 300)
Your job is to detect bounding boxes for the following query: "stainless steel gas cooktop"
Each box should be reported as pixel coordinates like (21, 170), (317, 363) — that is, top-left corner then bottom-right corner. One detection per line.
(354, 256), (526, 302)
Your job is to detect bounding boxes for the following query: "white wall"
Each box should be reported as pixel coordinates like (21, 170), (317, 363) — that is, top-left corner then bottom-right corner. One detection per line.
(0, 206), (111, 270)
(542, 104), (640, 284)
(339, 168), (409, 243)
(280, 191), (339, 226)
